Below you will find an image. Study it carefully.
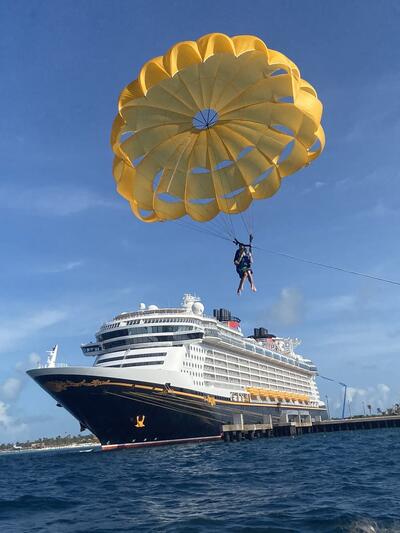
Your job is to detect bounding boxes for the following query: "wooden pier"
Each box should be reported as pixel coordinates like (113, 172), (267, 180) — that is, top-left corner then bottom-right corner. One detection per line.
(221, 414), (400, 441)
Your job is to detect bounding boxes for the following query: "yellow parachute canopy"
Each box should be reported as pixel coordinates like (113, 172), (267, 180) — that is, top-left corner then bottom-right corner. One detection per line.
(111, 33), (325, 223)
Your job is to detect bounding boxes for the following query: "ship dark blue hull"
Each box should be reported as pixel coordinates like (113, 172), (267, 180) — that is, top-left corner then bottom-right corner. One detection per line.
(29, 372), (327, 449)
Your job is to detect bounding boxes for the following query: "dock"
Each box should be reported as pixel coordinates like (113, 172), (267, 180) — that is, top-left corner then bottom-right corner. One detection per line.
(221, 413), (400, 441)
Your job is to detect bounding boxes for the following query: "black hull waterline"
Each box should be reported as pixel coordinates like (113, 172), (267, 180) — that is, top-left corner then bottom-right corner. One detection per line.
(28, 370), (327, 449)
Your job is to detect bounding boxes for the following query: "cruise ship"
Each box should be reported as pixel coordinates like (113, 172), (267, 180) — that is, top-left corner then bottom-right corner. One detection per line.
(28, 294), (326, 450)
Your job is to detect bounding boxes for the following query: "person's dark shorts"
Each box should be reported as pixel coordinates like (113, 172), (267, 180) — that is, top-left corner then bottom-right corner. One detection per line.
(236, 266), (252, 278)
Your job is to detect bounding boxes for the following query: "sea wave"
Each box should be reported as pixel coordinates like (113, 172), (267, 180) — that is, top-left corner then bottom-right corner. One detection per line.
(1, 429), (400, 532)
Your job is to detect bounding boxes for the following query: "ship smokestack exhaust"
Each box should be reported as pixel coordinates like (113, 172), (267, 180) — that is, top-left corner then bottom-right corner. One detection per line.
(213, 308), (232, 322)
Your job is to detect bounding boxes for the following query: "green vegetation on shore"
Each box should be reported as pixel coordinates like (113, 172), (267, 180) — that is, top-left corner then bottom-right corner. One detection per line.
(0, 433), (99, 452)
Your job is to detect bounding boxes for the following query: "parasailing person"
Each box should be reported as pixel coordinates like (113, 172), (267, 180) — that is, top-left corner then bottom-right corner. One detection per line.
(234, 235), (256, 295)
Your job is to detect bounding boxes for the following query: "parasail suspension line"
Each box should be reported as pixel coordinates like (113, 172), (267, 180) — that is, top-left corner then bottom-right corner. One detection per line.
(253, 245), (400, 287)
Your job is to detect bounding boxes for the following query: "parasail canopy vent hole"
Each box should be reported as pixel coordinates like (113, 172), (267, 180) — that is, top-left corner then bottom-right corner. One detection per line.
(272, 124), (295, 137)
(237, 146), (255, 160)
(132, 155), (145, 167)
(278, 96), (294, 103)
(309, 138), (321, 153)
(270, 68), (287, 77)
(192, 167), (210, 174)
(214, 160), (234, 171)
(278, 140), (295, 164)
(253, 168), (274, 185)
(152, 170), (163, 191)
(157, 192), (182, 203)
(192, 108), (219, 130)
(120, 131), (134, 142)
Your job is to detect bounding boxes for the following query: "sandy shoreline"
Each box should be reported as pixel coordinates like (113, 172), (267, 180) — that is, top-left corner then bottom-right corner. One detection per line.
(0, 442), (101, 455)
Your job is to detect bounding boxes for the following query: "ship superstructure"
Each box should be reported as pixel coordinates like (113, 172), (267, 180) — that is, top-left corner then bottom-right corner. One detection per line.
(28, 294), (326, 449)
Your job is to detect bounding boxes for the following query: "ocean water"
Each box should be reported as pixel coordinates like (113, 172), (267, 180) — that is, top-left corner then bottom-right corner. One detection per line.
(1, 429), (400, 533)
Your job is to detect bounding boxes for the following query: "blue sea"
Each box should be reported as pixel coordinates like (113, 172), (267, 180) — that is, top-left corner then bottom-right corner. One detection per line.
(1, 429), (400, 532)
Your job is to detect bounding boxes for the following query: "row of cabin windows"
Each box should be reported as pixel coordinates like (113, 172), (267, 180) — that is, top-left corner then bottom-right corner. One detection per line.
(202, 379), (313, 399)
(210, 369), (311, 388)
(205, 351), (310, 383)
(186, 352), (203, 361)
(97, 325), (196, 342)
(208, 364), (308, 386)
(103, 332), (203, 349)
(107, 360), (164, 368)
(191, 345), (203, 352)
(204, 364), (310, 385)
(184, 370), (201, 377)
(203, 372), (311, 392)
(183, 361), (202, 369)
(97, 352), (167, 365)
(100, 322), (121, 331)
(207, 340), (312, 371)
(183, 369), (204, 385)
(204, 359), (309, 384)
(126, 318), (205, 326)
(185, 348), (204, 366)
(82, 345), (101, 353)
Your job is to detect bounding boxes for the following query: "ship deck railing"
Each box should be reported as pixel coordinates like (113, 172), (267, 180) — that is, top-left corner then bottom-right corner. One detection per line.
(204, 329), (313, 372)
(36, 363), (69, 369)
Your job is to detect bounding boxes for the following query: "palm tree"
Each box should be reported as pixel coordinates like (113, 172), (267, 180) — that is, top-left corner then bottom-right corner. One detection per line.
(367, 404), (372, 416)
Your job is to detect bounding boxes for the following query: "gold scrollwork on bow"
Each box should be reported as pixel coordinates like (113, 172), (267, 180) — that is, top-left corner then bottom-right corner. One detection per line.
(45, 379), (111, 393)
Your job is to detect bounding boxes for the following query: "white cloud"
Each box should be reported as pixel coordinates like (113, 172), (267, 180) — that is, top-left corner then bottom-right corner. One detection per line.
(0, 185), (119, 216)
(302, 180), (327, 195)
(325, 383), (394, 418)
(377, 383), (391, 397)
(15, 352), (42, 373)
(349, 196), (400, 220)
(343, 74), (400, 144)
(29, 352), (41, 366)
(0, 402), (14, 428)
(0, 309), (67, 353)
(0, 378), (23, 401)
(335, 177), (350, 189)
(268, 288), (304, 326)
(347, 386), (367, 402)
(314, 320), (400, 358)
(0, 350), (46, 441)
(38, 260), (84, 274)
(347, 383), (391, 410)
(368, 200), (398, 218)
(0, 401), (27, 436)
(310, 294), (356, 316)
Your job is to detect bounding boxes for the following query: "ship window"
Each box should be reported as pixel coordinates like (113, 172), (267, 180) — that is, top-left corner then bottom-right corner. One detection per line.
(117, 361), (164, 368)
(97, 328), (129, 341)
(102, 332), (203, 349)
(82, 345), (101, 353)
(97, 352), (167, 365)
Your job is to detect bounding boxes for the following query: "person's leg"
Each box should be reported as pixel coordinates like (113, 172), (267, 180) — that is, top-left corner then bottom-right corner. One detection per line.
(237, 272), (247, 295)
(247, 271), (257, 292)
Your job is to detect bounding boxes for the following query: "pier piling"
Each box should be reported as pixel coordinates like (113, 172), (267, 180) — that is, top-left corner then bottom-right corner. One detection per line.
(221, 415), (400, 442)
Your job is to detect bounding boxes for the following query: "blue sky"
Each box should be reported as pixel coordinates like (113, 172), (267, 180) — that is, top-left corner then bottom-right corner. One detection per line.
(1, 0), (400, 442)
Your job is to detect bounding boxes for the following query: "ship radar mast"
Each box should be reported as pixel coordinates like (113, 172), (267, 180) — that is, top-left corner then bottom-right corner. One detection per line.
(182, 293), (200, 307)
(46, 345), (58, 368)
(182, 294), (204, 315)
